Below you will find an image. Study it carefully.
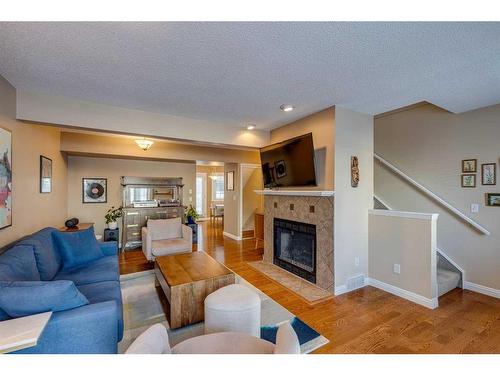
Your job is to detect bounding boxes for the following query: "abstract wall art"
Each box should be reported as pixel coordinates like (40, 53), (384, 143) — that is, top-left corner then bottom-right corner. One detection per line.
(0, 126), (12, 230)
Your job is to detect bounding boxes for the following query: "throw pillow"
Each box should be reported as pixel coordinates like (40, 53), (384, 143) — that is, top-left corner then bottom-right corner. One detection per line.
(0, 280), (89, 318)
(52, 227), (104, 271)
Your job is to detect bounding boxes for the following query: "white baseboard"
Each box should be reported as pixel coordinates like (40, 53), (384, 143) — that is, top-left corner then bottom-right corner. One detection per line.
(366, 278), (438, 309)
(464, 281), (500, 299)
(222, 231), (242, 241)
(334, 277), (367, 296)
(334, 285), (347, 296)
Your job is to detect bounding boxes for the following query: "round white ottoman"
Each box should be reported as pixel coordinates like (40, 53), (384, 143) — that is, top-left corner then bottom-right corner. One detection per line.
(204, 284), (261, 337)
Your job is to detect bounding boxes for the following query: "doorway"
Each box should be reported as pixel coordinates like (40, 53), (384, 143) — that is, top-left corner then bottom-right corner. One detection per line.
(239, 164), (264, 238)
(195, 172), (207, 218)
(196, 162), (225, 221)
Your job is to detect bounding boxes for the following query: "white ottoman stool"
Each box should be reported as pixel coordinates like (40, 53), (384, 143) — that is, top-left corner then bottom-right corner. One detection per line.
(204, 284), (261, 337)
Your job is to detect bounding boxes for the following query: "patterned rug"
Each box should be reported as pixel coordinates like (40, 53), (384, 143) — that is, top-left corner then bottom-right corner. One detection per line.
(118, 270), (329, 354)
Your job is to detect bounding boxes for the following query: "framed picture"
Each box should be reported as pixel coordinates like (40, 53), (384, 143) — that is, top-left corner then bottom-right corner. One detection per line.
(485, 193), (500, 207)
(275, 160), (287, 179)
(226, 171), (234, 191)
(0, 126), (12, 230)
(481, 163), (496, 185)
(462, 159), (477, 173)
(40, 155), (52, 193)
(461, 174), (476, 188)
(82, 178), (107, 203)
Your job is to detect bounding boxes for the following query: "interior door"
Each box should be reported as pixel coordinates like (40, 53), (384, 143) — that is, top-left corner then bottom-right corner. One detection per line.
(196, 173), (207, 217)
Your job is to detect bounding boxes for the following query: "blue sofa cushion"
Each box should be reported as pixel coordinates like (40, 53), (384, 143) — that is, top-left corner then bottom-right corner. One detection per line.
(99, 241), (118, 257)
(0, 307), (9, 321)
(18, 227), (61, 280)
(52, 227), (104, 271)
(0, 280), (89, 318)
(12, 301), (119, 354)
(0, 245), (41, 282)
(53, 255), (119, 286)
(77, 281), (124, 341)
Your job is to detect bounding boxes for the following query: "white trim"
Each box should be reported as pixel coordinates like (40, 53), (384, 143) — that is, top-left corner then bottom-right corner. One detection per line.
(366, 277), (439, 309)
(464, 281), (500, 299)
(369, 209), (439, 221)
(223, 231), (242, 241)
(374, 153), (490, 235)
(334, 280), (367, 296)
(334, 285), (347, 296)
(373, 194), (392, 210)
(254, 189), (335, 197)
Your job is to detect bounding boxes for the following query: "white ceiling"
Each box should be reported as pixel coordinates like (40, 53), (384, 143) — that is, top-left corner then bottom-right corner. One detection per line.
(1, 22), (499, 130)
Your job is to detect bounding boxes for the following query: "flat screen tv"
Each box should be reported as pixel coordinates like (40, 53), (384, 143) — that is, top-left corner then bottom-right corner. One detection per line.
(259, 133), (317, 188)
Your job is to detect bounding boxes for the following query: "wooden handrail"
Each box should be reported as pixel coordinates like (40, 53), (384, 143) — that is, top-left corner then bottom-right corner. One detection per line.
(374, 153), (490, 235)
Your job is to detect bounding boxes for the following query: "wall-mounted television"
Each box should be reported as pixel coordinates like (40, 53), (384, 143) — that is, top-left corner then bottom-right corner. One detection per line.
(259, 133), (317, 188)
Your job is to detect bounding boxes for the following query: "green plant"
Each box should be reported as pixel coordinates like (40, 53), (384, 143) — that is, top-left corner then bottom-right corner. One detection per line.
(185, 204), (200, 222)
(105, 206), (123, 224)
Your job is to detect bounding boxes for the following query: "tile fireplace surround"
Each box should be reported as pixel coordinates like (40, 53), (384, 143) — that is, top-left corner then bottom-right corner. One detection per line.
(263, 194), (334, 293)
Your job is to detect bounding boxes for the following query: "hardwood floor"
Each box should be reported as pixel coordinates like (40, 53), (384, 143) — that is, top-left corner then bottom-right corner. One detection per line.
(118, 221), (500, 354)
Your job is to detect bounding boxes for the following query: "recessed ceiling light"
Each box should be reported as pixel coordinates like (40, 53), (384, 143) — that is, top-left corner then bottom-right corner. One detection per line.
(280, 104), (294, 112)
(246, 124), (256, 130)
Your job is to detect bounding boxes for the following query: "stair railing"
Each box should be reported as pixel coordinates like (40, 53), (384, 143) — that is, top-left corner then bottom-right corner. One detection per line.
(374, 153), (490, 236)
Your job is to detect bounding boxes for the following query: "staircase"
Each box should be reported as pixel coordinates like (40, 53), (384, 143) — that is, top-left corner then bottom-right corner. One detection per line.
(437, 253), (462, 297)
(373, 196), (462, 298)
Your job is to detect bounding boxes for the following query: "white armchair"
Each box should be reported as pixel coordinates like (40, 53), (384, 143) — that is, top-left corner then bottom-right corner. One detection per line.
(125, 322), (300, 354)
(141, 218), (192, 261)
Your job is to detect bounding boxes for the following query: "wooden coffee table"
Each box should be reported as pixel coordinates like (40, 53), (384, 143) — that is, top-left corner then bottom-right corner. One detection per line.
(154, 251), (235, 329)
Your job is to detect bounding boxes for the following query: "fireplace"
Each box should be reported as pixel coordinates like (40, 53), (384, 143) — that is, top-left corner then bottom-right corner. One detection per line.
(273, 218), (316, 283)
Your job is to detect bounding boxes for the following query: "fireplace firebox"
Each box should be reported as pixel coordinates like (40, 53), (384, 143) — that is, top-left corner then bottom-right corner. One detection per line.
(273, 218), (316, 283)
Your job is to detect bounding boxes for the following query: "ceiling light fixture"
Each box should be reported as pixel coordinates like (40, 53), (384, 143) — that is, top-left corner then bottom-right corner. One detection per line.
(246, 124), (256, 130)
(135, 138), (154, 151)
(280, 104), (294, 112)
(209, 167), (219, 181)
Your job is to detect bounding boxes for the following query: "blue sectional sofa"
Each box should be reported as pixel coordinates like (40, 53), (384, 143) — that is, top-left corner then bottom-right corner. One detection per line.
(0, 227), (123, 354)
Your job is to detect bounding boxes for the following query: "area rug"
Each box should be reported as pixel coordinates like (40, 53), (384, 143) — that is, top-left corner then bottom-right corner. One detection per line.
(118, 270), (329, 354)
(247, 260), (333, 304)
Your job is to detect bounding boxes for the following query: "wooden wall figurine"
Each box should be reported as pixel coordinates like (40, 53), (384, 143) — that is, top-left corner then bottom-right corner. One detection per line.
(351, 156), (359, 188)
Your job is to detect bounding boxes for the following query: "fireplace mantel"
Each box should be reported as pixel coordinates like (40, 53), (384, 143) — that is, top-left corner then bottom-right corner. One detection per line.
(254, 189), (335, 197)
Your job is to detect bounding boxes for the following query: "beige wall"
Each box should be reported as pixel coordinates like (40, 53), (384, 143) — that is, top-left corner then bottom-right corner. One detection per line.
(270, 107), (335, 190)
(0, 75), (67, 248)
(369, 210), (438, 301)
(374, 102), (500, 290)
(241, 167), (263, 231)
(67, 156), (196, 237)
(18, 90), (270, 148)
(334, 106), (374, 291)
(61, 131), (261, 165)
(223, 163), (240, 238)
